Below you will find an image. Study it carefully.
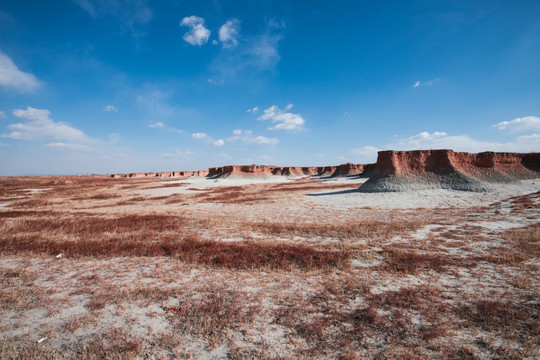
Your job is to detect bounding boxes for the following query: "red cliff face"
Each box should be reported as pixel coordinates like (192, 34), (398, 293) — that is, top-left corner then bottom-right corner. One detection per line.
(362, 150), (540, 192)
(205, 163), (372, 178)
(331, 163), (376, 177)
(112, 162), (374, 179)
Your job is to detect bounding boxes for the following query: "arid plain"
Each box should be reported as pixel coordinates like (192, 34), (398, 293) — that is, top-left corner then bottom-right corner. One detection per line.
(1, 151), (539, 359)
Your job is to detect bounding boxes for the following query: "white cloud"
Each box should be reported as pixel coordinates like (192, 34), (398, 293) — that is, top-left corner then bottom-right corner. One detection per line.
(227, 129), (278, 145)
(257, 104), (305, 130)
(213, 139), (225, 146)
(351, 146), (381, 163)
(493, 116), (540, 132)
(45, 142), (92, 151)
(149, 121), (164, 128)
(232, 129), (246, 135)
(1, 107), (89, 142)
(517, 133), (540, 141)
(391, 131), (494, 152)
(268, 19), (286, 29)
(413, 78), (439, 88)
(103, 104), (117, 112)
(191, 132), (207, 139)
(0, 111), (5, 118)
(219, 19), (240, 48)
(208, 78), (224, 85)
(180, 16), (210, 46)
(0, 51), (40, 93)
(246, 106), (258, 113)
(388, 130), (538, 153)
(246, 136), (279, 145)
(162, 149), (194, 157)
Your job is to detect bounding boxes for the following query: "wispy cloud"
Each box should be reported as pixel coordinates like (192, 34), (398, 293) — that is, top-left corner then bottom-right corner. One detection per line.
(103, 104), (117, 112)
(213, 139), (224, 146)
(45, 142), (93, 151)
(245, 34), (281, 70)
(0, 111), (5, 118)
(1, 107), (89, 142)
(0, 51), (40, 93)
(210, 32), (282, 81)
(227, 129), (279, 145)
(246, 106), (258, 113)
(191, 132), (207, 139)
(493, 116), (540, 132)
(257, 104), (305, 130)
(388, 130), (538, 153)
(73, 0), (152, 39)
(413, 78), (439, 88)
(219, 19), (240, 48)
(268, 19), (286, 29)
(161, 148), (194, 157)
(180, 16), (211, 46)
(149, 121), (164, 128)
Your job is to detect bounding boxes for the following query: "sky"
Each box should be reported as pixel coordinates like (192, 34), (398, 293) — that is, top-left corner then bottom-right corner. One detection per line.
(0, 0), (539, 175)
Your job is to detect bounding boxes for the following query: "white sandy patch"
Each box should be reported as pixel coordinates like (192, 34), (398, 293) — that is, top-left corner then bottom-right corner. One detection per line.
(306, 179), (540, 209)
(137, 175), (303, 197)
(24, 188), (52, 194)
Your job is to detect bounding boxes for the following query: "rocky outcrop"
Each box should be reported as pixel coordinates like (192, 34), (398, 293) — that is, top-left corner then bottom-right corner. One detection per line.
(331, 163), (376, 177)
(111, 162), (374, 179)
(110, 171), (207, 178)
(360, 150), (540, 192)
(205, 163), (372, 179)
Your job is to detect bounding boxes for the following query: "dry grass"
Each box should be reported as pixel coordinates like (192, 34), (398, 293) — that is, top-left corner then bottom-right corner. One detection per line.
(0, 175), (539, 359)
(249, 218), (427, 240)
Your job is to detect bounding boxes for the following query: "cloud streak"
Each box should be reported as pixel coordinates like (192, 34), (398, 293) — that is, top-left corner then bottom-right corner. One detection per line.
(191, 132), (207, 139)
(413, 78), (439, 88)
(227, 129), (278, 145)
(0, 51), (40, 93)
(149, 121), (164, 128)
(493, 116), (540, 132)
(73, 0), (152, 39)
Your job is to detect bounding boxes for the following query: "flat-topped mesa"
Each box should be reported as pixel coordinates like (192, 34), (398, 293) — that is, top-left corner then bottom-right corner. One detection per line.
(110, 171), (204, 178)
(361, 149), (540, 192)
(205, 163), (373, 178)
(208, 165), (278, 178)
(331, 163), (376, 177)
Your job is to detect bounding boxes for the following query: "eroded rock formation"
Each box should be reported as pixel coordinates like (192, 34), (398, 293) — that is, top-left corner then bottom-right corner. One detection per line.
(361, 150), (540, 192)
(205, 164), (371, 178)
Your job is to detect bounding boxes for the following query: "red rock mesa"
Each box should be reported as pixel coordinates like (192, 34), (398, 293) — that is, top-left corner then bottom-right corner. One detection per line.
(360, 150), (540, 192)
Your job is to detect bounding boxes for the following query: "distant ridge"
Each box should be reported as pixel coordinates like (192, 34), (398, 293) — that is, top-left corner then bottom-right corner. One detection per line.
(110, 163), (374, 179)
(109, 150), (540, 193)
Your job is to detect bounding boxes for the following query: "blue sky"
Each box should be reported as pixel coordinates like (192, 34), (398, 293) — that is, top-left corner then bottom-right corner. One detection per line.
(0, 0), (539, 175)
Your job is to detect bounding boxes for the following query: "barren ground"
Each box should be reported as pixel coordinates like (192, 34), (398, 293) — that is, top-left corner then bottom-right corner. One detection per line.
(1, 174), (539, 359)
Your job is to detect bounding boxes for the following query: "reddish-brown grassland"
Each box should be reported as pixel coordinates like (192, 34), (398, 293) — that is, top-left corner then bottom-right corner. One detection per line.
(0, 175), (539, 359)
